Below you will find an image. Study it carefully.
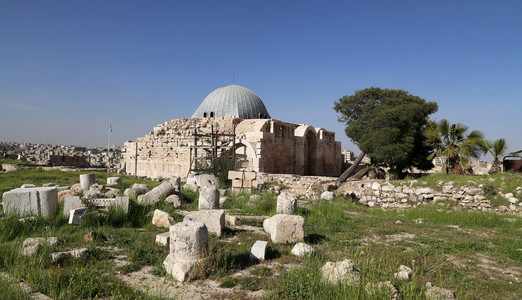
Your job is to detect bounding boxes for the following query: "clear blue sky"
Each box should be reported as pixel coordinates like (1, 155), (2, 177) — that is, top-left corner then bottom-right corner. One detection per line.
(1, 1), (521, 160)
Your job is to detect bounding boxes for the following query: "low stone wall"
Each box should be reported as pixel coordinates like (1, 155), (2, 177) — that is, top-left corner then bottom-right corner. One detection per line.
(254, 173), (337, 199)
(344, 181), (521, 213)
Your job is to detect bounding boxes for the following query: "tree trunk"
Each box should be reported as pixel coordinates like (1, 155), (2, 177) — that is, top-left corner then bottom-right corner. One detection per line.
(352, 166), (371, 180)
(335, 152), (366, 187)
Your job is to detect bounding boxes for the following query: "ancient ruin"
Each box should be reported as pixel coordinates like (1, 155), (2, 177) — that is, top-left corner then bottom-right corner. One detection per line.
(123, 84), (342, 179)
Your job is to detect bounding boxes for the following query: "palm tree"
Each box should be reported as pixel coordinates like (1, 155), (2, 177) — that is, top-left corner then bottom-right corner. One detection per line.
(424, 119), (485, 175)
(482, 138), (507, 174)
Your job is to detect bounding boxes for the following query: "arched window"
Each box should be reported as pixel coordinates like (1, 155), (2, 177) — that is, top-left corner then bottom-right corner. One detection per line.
(203, 112), (207, 117)
(210, 112), (215, 117)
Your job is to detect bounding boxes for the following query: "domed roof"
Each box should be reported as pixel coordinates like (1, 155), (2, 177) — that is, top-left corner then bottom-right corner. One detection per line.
(192, 85), (271, 119)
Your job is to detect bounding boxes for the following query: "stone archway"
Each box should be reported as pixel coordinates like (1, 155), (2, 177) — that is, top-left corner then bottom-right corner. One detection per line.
(304, 130), (317, 175)
(234, 141), (257, 171)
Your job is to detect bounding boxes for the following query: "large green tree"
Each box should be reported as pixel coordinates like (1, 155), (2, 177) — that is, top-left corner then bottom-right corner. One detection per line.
(334, 87), (438, 180)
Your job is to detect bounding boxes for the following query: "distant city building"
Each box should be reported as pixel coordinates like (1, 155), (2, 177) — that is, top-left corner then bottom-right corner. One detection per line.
(341, 149), (355, 163)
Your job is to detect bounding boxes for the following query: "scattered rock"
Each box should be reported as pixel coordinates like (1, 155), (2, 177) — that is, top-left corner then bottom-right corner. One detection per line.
(79, 174), (96, 191)
(58, 189), (78, 204)
(183, 210), (225, 237)
(2, 187), (58, 219)
(321, 259), (360, 285)
(83, 231), (102, 242)
(291, 242), (314, 257)
(425, 282), (456, 299)
(156, 232), (170, 247)
(105, 188), (122, 198)
(138, 181), (176, 205)
(106, 177), (121, 187)
(152, 209), (176, 228)
(198, 187), (220, 210)
(51, 248), (89, 263)
(250, 240), (268, 261)
(366, 281), (398, 299)
(20, 237), (60, 256)
(166, 194), (182, 208)
(276, 192), (297, 214)
(394, 265), (412, 280)
(320, 191), (334, 200)
(263, 214), (304, 243)
(63, 195), (85, 217)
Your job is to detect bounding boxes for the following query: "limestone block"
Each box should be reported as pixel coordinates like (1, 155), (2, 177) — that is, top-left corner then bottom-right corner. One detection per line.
(291, 242), (314, 257)
(124, 183), (149, 197)
(250, 240), (268, 261)
(163, 221), (208, 282)
(183, 209), (225, 237)
(79, 174), (96, 191)
(83, 190), (101, 199)
(321, 259), (360, 285)
(111, 197), (130, 213)
(198, 187), (220, 210)
(276, 192), (297, 214)
(106, 177), (121, 186)
(51, 248), (89, 263)
(20, 237), (60, 256)
(415, 187), (434, 195)
(138, 181), (176, 205)
(371, 182), (381, 190)
(58, 189), (78, 204)
(21, 184), (36, 188)
(320, 191), (334, 200)
(105, 188), (122, 198)
(166, 194), (182, 208)
(63, 196), (85, 218)
(394, 265), (413, 280)
(156, 232), (170, 247)
(196, 174), (219, 188)
(71, 183), (83, 193)
(152, 209), (176, 228)
(381, 185), (395, 193)
(69, 208), (88, 225)
(263, 214), (304, 243)
(2, 187), (58, 219)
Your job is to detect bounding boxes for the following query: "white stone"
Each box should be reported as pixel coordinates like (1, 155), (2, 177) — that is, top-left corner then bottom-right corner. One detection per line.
(263, 214), (304, 243)
(504, 193), (514, 199)
(371, 182), (381, 190)
(2, 187), (58, 219)
(51, 248), (88, 263)
(425, 282), (456, 299)
(156, 232), (170, 247)
(250, 240), (268, 261)
(508, 197), (518, 204)
(63, 196), (85, 217)
(69, 208), (88, 225)
(152, 209), (176, 228)
(219, 196), (229, 207)
(381, 185), (395, 193)
(79, 174), (96, 191)
(320, 191), (334, 200)
(124, 183), (149, 197)
(198, 187), (220, 210)
(394, 265), (412, 280)
(276, 192), (297, 214)
(105, 188), (122, 198)
(20, 184), (36, 188)
(183, 209), (225, 237)
(321, 259), (360, 285)
(291, 242), (314, 257)
(138, 181), (176, 205)
(106, 177), (121, 186)
(163, 221), (208, 282)
(20, 237), (60, 256)
(166, 194), (182, 208)
(196, 174), (219, 188)
(416, 187), (433, 195)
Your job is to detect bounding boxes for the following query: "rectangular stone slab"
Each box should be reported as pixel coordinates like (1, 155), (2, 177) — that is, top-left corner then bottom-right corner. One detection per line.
(2, 187), (58, 219)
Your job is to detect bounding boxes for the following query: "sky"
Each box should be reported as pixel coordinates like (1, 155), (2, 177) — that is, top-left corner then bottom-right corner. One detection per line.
(1, 1), (521, 161)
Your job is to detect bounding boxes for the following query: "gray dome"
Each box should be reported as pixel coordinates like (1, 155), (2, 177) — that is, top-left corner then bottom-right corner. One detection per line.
(192, 85), (270, 119)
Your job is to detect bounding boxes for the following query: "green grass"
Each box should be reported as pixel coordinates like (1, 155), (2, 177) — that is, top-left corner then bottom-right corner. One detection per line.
(0, 158), (35, 165)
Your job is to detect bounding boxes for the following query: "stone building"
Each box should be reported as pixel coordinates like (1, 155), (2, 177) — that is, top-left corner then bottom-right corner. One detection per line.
(123, 85), (341, 179)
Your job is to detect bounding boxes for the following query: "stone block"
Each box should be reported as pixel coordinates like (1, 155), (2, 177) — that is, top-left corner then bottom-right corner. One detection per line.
(156, 232), (170, 246)
(105, 188), (122, 198)
(184, 209), (225, 237)
(21, 184), (36, 188)
(20, 237), (60, 256)
(69, 208), (88, 225)
(63, 196), (85, 218)
(250, 240), (268, 261)
(106, 177), (121, 186)
(163, 221), (208, 282)
(51, 248), (88, 263)
(276, 192), (297, 214)
(263, 214), (304, 243)
(196, 174), (219, 188)
(166, 194), (182, 208)
(291, 242), (314, 257)
(321, 259), (360, 285)
(2, 187), (58, 219)
(198, 187), (220, 210)
(152, 209), (176, 228)
(320, 191), (334, 200)
(79, 174), (96, 191)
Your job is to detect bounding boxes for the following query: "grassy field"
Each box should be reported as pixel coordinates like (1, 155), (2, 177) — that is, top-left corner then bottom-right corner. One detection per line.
(0, 169), (521, 299)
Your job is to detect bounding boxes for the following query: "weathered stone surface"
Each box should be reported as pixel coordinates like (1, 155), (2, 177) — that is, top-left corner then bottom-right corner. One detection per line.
(83, 190), (101, 199)
(3, 187), (58, 219)
(163, 221), (208, 282)
(51, 248), (89, 263)
(250, 240), (268, 261)
(20, 237), (60, 256)
(166, 194), (182, 208)
(276, 192), (297, 214)
(394, 265), (412, 280)
(69, 208), (88, 225)
(83, 231), (102, 242)
(106, 177), (121, 186)
(219, 196), (229, 207)
(250, 194), (262, 202)
(79, 174), (96, 191)
(366, 281), (398, 299)
(321, 259), (360, 285)
(371, 182), (381, 190)
(63, 196), (85, 217)
(152, 209), (176, 228)
(263, 214), (304, 243)
(198, 187), (220, 210)
(320, 191), (334, 200)
(184, 210), (225, 237)
(105, 188), (122, 198)
(196, 174), (219, 188)
(425, 282), (456, 299)
(21, 184), (36, 188)
(291, 242), (314, 257)
(58, 189), (78, 204)
(123, 183), (149, 197)
(156, 232), (170, 247)
(138, 181), (176, 205)
(71, 183), (83, 193)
